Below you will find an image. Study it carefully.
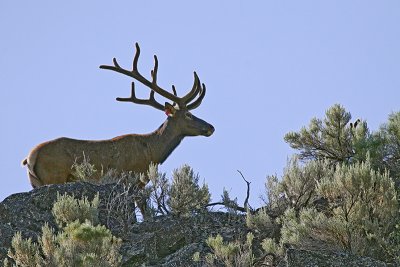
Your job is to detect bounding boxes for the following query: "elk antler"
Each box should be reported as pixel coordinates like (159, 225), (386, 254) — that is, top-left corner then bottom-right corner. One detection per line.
(116, 82), (164, 111)
(187, 83), (206, 110)
(100, 43), (206, 110)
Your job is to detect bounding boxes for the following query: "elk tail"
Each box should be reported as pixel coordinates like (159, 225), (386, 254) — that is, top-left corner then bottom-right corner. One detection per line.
(22, 156), (43, 188)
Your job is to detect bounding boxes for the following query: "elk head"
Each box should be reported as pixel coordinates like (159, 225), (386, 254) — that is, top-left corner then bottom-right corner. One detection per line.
(99, 43), (214, 138)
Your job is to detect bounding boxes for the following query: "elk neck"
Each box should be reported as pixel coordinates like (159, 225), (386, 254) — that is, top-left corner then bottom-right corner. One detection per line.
(148, 117), (184, 164)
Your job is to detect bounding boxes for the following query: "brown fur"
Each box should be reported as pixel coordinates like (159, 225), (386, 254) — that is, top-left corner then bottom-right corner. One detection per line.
(23, 111), (214, 187)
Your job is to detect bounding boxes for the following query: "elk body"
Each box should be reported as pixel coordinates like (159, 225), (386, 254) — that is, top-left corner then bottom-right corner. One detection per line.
(22, 43), (214, 188)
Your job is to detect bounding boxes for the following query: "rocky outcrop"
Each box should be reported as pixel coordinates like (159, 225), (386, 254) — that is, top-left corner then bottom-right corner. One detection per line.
(0, 182), (121, 262)
(0, 182), (248, 266)
(0, 183), (391, 266)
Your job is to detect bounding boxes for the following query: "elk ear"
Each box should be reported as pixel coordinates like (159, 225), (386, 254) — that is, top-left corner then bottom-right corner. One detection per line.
(164, 102), (176, 117)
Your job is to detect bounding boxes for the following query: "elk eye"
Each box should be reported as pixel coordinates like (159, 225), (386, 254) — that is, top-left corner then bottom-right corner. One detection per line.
(185, 112), (193, 120)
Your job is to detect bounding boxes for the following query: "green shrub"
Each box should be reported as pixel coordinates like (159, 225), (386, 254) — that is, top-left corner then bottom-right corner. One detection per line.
(375, 111), (400, 185)
(6, 232), (42, 267)
(262, 106), (400, 263)
(246, 208), (274, 234)
(280, 208), (344, 250)
(279, 157), (398, 261)
(264, 157), (333, 214)
(52, 193), (99, 228)
(167, 164), (210, 216)
(284, 104), (400, 188)
(71, 153), (97, 182)
(387, 223), (400, 265)
(284, 104), (356, 164)
(204, 233), (254, 267)
(261, 238), (282, 256)
(5, 195), (122, 267)
(44, 220), (122, 267)
(319, 158), (397, 258)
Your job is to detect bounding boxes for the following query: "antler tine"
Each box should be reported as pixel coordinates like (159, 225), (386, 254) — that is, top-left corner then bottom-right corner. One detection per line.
(112, 58), (121, 68)
(180, 72), (202, 105)
(171, 85), (177, 96)
(187, 83), (206, 110)
(132, 42), (141, 72)
(170, 85), (178, 106)
(116, 82), (164, 111)
(150, 55), (158, 84)
(100, 43), (181, 106)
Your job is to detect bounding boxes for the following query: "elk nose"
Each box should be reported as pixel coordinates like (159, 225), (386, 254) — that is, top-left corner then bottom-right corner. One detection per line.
(206, 124), (215, 136)
(210, 124), (215, 132)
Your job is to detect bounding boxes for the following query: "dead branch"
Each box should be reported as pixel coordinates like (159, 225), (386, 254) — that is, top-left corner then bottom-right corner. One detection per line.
(237, 170), (251, 211)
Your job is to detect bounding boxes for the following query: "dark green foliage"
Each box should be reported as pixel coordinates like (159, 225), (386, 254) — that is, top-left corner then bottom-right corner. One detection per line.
(284, 104), (400, 183)
(284, 104), (356, 164)
(375, 112), (400, 184)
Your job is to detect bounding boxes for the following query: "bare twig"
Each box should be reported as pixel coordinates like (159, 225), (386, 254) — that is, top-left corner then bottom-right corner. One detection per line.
(237, 170), (252, 211)
(206, 170), (253, 213)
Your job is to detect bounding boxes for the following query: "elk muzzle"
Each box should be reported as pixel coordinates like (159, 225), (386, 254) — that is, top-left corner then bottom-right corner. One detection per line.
(204, 123), (215, 137)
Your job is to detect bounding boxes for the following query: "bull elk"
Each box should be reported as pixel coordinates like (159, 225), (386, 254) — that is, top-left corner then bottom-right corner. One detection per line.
(22, 43), (214, 188)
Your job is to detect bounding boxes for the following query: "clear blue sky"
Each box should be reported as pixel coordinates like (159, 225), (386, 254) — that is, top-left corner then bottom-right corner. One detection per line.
(1, 2), (399, 207)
